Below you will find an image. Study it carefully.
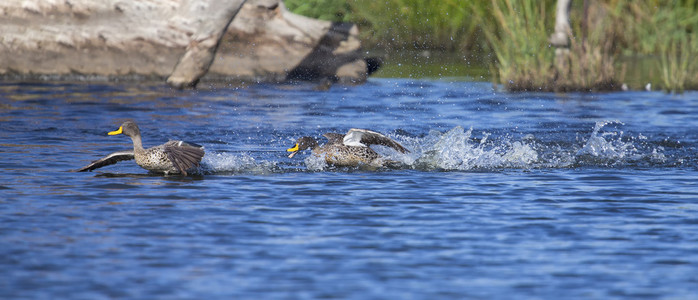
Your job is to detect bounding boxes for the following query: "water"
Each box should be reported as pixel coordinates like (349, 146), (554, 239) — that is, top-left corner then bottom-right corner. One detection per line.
(1, 79), (697, 299)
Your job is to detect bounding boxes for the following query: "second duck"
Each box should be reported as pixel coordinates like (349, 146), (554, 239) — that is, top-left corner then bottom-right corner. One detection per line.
(287, 128), (409, 167)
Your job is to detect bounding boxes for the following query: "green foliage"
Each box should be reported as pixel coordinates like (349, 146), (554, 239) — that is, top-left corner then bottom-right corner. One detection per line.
(559, 0), (623, 91)
(285, 0), (482, 52)
(284, 0), (353, 22)
(468, 0), (624, 91)
(622, 0), (698, 92)
(469, 0), (557, 90)
(347, 0), (478, 51)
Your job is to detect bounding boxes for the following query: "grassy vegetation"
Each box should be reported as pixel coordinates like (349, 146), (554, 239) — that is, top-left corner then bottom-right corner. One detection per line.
(464, 0), (627, 91)
(284, 0), (353, 22)
(468, 1), (557, 91)
(367, 50), (490, 79)
(348, 0), (476, 52)
(287, 0), (483, 53)
(623, 0), (698, 92)
(285, 0), (698, 92)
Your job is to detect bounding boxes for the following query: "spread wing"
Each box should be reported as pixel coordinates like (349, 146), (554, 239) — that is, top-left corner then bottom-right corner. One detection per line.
(343, 128), (409, 153)
(163, 140), (205, 175)
(75, 150), (135, 172)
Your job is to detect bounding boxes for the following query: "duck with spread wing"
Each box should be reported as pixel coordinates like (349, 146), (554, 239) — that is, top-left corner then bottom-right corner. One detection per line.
(76, 121), (204, 176)
(287, 128), (409, 167)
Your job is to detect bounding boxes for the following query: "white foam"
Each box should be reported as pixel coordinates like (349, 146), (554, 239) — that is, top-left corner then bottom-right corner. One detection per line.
(303, 153), (328, 171)
(199, 152), (278, 175)
(198, 122), (669, 174)
(575, 120), (665, 166)
(410, 126), (540, 171)
(397, 122), (665, 171)
(577, 121), (631, 159)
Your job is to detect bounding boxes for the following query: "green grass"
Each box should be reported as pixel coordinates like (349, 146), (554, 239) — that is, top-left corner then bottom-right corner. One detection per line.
(368, 50), (489, 79)
(284, 0), (353, 22)
(347, 0), (478, 52)
(623, 0), (698, 92)
(469, 0), (557, 90)
(285, 0), (483, 52)
(558, 0), (623, 91)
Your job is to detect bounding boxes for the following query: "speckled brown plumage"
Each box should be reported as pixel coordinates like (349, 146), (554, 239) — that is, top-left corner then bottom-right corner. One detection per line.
(287, 128), (408, 167)
(76, 121), (204, 175)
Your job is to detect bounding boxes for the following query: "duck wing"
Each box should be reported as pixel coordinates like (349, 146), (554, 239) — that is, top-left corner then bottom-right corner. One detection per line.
(322, 133), (345, 144)
(75, 150), (135, 172)
(163, 140), (205, 175)
(343, 128), (409, 153)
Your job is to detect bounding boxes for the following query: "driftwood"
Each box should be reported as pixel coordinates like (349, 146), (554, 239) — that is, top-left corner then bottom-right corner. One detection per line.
(550, 0), (572, 71)
(167, 0), (247, 88)
(0, 0), (374, 88)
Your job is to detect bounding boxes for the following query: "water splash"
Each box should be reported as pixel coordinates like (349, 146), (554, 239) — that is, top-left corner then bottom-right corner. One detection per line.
(198, 152), (279, 175)
(408, 126), (539, 171)
(577, 120), (631, 159)
(303, 153), (329, 172)
(575, 120), (666, 166)
(397, 122), (667, 171)
(199, 122), (670, 174)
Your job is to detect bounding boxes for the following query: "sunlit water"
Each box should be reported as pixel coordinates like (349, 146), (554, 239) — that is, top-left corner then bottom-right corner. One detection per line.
(1, 79), (697, 299)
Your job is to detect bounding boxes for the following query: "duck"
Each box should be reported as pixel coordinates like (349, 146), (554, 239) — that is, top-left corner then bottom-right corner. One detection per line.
(76, 121), (205, 176)
(287, 128), (409, 167)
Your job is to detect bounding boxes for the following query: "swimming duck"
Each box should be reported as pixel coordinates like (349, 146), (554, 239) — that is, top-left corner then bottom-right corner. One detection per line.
(287, 128), (409, 167)
(76, 121), (205, 175)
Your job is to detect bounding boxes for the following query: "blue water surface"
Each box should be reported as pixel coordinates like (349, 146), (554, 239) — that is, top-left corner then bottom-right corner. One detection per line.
(1, 79), (697, 299)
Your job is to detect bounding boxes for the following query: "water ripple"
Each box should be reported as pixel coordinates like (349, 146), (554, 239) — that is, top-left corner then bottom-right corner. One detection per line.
(0, 80), (697, 299)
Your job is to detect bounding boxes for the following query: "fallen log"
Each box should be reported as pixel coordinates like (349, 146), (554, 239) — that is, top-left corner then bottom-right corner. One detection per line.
(0, 0), (374, 88)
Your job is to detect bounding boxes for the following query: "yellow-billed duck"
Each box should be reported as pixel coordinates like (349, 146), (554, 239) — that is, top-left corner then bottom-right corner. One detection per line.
(287, 128), (409, 167)
(76, 121), (204, 176)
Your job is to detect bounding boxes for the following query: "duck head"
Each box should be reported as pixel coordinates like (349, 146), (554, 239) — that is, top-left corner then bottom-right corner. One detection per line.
(287, 137), (318, 158)
(108, 121), (141, 138)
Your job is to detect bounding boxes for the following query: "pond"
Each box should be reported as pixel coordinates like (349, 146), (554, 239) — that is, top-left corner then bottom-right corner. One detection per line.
(1, 79), (697, 298)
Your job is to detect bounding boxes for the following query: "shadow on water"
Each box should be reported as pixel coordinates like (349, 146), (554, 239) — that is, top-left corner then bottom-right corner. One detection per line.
(92, 172), (206, 181)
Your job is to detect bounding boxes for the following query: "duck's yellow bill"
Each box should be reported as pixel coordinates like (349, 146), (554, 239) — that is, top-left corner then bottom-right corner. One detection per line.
(108, 126), (123, 135)
(287, 144), (299, 158)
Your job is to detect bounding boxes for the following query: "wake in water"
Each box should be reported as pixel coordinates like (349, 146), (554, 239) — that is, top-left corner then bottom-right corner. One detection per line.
(574, 120), (667, 167)
(194, 121), (675, 174)
(397, 121), (669, 171)
(402, 126), (540, 170)
(197, 152), (281, 175)
(403, 121), (670, 171)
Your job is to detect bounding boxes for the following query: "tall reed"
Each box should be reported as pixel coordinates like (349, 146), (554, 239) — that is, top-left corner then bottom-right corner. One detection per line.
(556, 1), (623, 91)
(470, 0), (623, 91)
(624, 0), (698, 92)
(470, 0), (556, 91)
